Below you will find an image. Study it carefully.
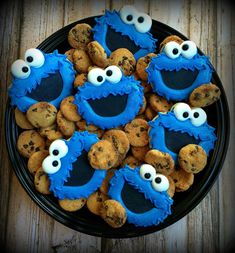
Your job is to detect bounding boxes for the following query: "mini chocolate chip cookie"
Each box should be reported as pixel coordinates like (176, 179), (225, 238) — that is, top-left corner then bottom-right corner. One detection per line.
(86, 191), (109, 215)
(88, 140), (119, 170)
(34, 167), (50, 194)
(149, 93), (173, 112)
(159, 35), (184, 52)
(60, 96), (81, 122)
(17, 130), (46, 158)
(136, 53), (156, 81)
(38, 124), (57, 137)
(57, 110), (76, 137)
(26, 102), (57, 128)
(144, 106), (157, 121)
(138, 96), (147, 115)
(109, 48), (136, 76)
(124, 118), (149, 147)
(27, 150), (49, 175)
(74, 73), (87, 88)
(76, 119), (104, 138)
(87, 41), (109, 68)
(58, 198), (86, 212)
(68, 23), (92, 50)
(65, 48), (75, 62)
(144, 149), (175, 175)
(73, 49), (92, 73)
(46, 130), (63, 141)
(121, 155), (141, 168)
(100, 199), (127, 228)
(15, 107), (34, 130)
(178, 144), (207, 174)
(131, 145), (150, 162)
(189, 83), (221, 107)
(99, 168), (116, 195)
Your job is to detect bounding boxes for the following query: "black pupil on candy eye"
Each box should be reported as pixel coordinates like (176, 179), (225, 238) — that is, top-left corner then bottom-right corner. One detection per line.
(52, 149), (59, 156)
(183, 111), (189, 118)
(144, 173), (151, 179)
(97, 76), (103, 82)
(182, 44), (189, 51)
(194, 112), (199, 118)
(52, 161), (58, 167)
(173, 48), (179, 55)
(22, 67), (29, 73)
(138, 16), (144, 23)
(155, 177), (162, 184)
(127, 15), (133, 21)
(106, 70), (112, 76)
(27, 56), (33, 62)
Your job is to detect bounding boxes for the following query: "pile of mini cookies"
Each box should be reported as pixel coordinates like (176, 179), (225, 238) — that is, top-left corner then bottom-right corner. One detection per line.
(14, 20), (217, 229)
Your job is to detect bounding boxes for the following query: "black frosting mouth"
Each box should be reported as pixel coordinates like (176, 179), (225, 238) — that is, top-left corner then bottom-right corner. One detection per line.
(164, 128), (200, 153)
(121, 182), (155, 213)
(26, 71), (63, 101)
(160, 69), (199, 90)
(106, 26), (141, 55)
(64, 150), (95, 187)
(88, 94), (128, 117)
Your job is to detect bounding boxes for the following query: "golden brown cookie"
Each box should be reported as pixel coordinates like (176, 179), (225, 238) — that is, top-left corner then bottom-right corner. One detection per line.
(109, 48), (136, 76)
(58, 198), (86, 212)
(100, 199), (127, 228)
(99, 168), (116, 195)
(159, 35), (184, 52)
(34, 167), (50, 194)
(138, 96), (147, 115)
(26, 102), (57, 128)
(189, 83), (221, 107)
(46, 130), (63, 141)
(178, 144), (207, 174)
(38, 124), (57, 137)
(124, 118), (149, 147)
(17, 130), (46, 158)
(76, 119), (104, 138)
(27, 150), (49, 175)
(88, 140), (118, 170)
(161, 172), (176, 198)
(136, 53), (156, 81)
(144, 149), (175, 175)
(15, 107), (34, 129)
(57, 110), (75, 137)
(141, 81), (152, 93)
(60, 96), (81, 122)
(170, 167), (194, 192)
(149, 93), (173, 113)
(87, 41), (109, 68)
(131, 145), (150, 162)
(145, 106), (157, 121)
(73, 49), (92, 73)
(64, 49), (75, 62)
(121, 155), (141, 168)
(74, 73), (87, 88)
(86, 191), (109, 215)
(68, 23), (92, 50)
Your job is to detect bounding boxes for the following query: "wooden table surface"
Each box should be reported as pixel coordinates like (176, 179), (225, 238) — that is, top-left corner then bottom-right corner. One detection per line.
(0, 0), (234, 252)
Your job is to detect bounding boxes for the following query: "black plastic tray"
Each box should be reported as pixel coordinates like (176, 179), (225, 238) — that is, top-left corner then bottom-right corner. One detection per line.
(5, 16), (230, 238)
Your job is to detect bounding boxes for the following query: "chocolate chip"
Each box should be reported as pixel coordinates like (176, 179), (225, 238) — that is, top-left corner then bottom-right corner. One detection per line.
(136, 133), (140, 137)
(194, 93), (201, 100)
(23, 144), (28, 149)
(32, 108), (37, 112)
(140, 127), (146, 132)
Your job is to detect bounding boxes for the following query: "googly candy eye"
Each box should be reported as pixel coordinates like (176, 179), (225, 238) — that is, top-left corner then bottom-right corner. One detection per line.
(152, 174), (169, 192)
(190, 108), (207, 127)
(11, 59), (31, 79)
(173, 102), (192, 121)
(87, 68), (106, 86)
(49, 139), (68, 158)
(164, 41), (181, 59)
(42, 156), (61, 174)
(120, 5), (138, 25)
(140, 164), (156, 181)
(181, 41), (197, 59)
(134, 13), (152, 33)
(24, 48), (45, 68)
(105, 66), (122, 83)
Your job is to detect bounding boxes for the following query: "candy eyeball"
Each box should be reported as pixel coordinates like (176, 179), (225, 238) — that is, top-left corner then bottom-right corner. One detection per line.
(181, 41), (197, 59)
(11, 59), (31, 79)
(88, 68), (106, 86)
(173, 103), (192, 121)
(152, 174), (169, 192)
(140, 164), (156, 181)
(105, 66), (122, 83)
(42, 156), (61, 174)
(120, 5), (137, 25)
(134, 13), (152, 33)
(190, 108), (207, 126)
(49, 139), (68, 158)
(24, 48), (45, 68)
(164, 41), (182, 59)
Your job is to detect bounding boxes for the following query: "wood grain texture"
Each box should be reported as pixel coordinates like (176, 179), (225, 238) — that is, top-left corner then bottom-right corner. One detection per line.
(0, 0), (234, 252)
